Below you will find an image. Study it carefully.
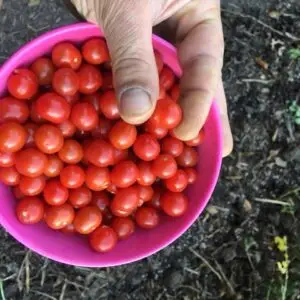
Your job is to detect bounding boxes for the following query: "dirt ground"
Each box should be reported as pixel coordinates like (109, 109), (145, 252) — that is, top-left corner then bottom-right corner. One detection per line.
(0, 0), (300, 299)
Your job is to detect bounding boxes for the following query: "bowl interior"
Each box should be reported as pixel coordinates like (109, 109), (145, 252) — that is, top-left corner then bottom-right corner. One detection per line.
(0, 23), (222, 267)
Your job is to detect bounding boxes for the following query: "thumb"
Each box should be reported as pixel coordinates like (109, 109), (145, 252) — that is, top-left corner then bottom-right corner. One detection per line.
(100, 1), (159, 124)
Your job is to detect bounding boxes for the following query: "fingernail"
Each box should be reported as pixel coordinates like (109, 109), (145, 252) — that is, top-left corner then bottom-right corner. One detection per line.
(120, 88), (152, 117)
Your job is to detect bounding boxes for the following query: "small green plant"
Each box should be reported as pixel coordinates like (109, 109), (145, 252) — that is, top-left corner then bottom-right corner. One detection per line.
(289, 101), (300, 125)
(288, 48), (300, 60)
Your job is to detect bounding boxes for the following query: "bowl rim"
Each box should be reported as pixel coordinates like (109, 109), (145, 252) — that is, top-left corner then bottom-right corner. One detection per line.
(0, 22), (223, 267)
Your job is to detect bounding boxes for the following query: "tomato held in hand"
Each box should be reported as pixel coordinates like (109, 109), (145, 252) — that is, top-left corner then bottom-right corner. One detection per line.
(161, 191), (188, 217)
(58, 119), (76, 138)
(34, 124), (64, 154)
(111, 161), (138, 188)
(45, 203), (75, 230)
(52, 42), (82, 70)
(185, 129), (205, 146)
(60, 165), (85, 189)
(82, 38), (110, 65)
(176, 146), (198, 168)
(15, 148), (47, 177)
(135, 207), (160, 229)
(85, 165), (110, 191)
(52, 68), (80, 96)
(35, 93), (71, 124)
(16, 196), (44, 224)
(7, 69), (38, 100)
(77, 64), (102, 94)
(184, 168), (197, 184)
(58, 139), (83, 164)
(112, 217), (135, 240)
(0, 151), (15, 167)
(137, 161), (156, 186)
(91, 191), (110, 212)
(99, 91), (120, 120)
(69, 186), (92, 208)
(151, 154), (177, 179)
(31, 57), (55, 85)
(74, 206), (102, 234)
(164, 170), (188, 192)
(19, 175), (46, 196)
(160, 66), (175, 90)
(89, 225), (118, 252)
(0, 97), (29, 124)
(70, 102), (99, 131)
(161, 136), (184, 157)
(133, 134), (160, 161)
(44, 179), (69, 206)
(44, 155), (64, 178)
(109, 120), (137, 150)
(0, 122), (27, 153)
(0, 166), (20, 186)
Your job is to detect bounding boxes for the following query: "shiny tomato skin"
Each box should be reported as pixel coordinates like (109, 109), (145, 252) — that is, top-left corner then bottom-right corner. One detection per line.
(135, 207), (160, 229)
(133, 134), (160, 161)
(73, 206), (102, 234)
(31, 57), (55, 85)
(64, 92), (80, 106)
(160, 66), (175, 90)
(35, 93), (71, 124)
(144, 122), (168, 140)
(44, 179), (69, 206)
(82, 92), (101, 113)
(161, 136), (184, 157)
(15, 148), (47, 178)
(184, 168), (197, 184)
(113, 148), (128, 165)
(52, 68), (80, 96)
(109, 120), (137, 150)
(61, 223), (76, 234)
(70, 102), (99, 131)
(176, 146), (198, 168)
(137, 161), (156, 186)
(24, 122), (38, 148)
(0, 166), (20, 186)
(0, 97), (29, 124)
(99, 90), (120, 120)
(107, 183), (118, 195)
(44, 155), (64, 178)
(137, 185), (154, 202)
(52, 42), (82, 70)
(85, 165), (110, 191)
(151, 154), (177, 179)
(58, 119), (76, 138)
(77, 64), (102, 94)
(82, 38), (110, 65)
(89, 225), (118, 252)
(16, 196), (44, 224)
(45, 203), (75, 230)
(0, 122), (27, 153)
(164, 169), (188, 192)
(111, 217), (135, 240)
(7, 69), (38, 100)
(91, 117), (113, 139)
(91, 191), (111, 212)
(34, 124), (64, 154)
(69, 186), (92, 208)
(60, 165), (85, 189)
(161, 191), (188, 217)
(30, 102), (45, 124)
(111, 160), (138, 188)
(0, 151), (15, 167)
(58, 139), (83, 164)
(185, 129), (205, 146)
(19, 175), (46, 196)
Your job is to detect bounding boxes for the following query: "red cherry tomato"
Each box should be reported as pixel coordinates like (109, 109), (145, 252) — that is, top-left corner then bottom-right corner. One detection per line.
(24, 122), (38, 148)
(89, 225), (118, 252)
(161, 191), (188, 217)
(107, 183), (118, 194)
(138, 185), (154, 202)
(77, 64), (102, 94)
(82, 92), (101, 113)
(91, 191), (110, 212)
(154, 51), (164, 73)
(112, 217), (135, 240)
(0, 122), (27, 153)
(185, 129), (205, 146)
(170, 84), (180, 102)
(52, 68), (80, 96)
(70, 102), (99, 131)
(91, 117), (113, 139)
(160, 66), (175, 90)
(164, 170), (188, 192)
(30, 102), (45, 124)
(16, 196), (44, 224)
(61, 223), (76, 234)
(111, 161), (138, 188)
(7, 69), (38, 100)
(110, 186), (139, 217)
(102, 72), (113, 90)
(161, 136), (184, 157)
(82, 38), (110, 65)
(109, 120), (137, 150)
(0, 97), (29, 124)
(176, 146), (198, 168)
(148, 98), (182, 129)
(19, 175), (45, 196)
(159, 85), (166, 100)
(144, 122), (168, 140)
(0, 151), (15, 167)
(44, 179), (69, 206)
(0, 167), (20, 186)
(147, 184), (165, 209)
(52, 42), (82, 70)
(35, 93), (71, 124)
(31, 57), (55, 85)
(12, 186), (25, 199)
(84, 139), (114, 167)
(135, 207), (160, 229)
(58, 119), (76, 138)
(34, 124), (64, 154)
(60, 165), (85, 189)
(45, 203), (75, 230)
(64, 92), (80, 106)
(184, 168), (197, 184)
(133, 134), (160, 161)
(15, 148), (47, 177)
(44, 155), (64, 178)
(85, 165), (110, 191)
(69, 186), (92, 208)
(152, 154), (177, 179)
(73, 206), (102, 234)
(137, 161), (156, 186)
(58, 139), (83, 164)
(99, 91), (120, 120)
(113, 148), (128, 165)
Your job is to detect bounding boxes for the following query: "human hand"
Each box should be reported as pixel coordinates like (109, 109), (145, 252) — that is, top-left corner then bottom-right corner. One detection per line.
(71, 0), (233, 156)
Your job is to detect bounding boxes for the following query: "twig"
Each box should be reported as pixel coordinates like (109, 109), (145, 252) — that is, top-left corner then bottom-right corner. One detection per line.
(215, 261), (236, 297)
(0, 281), (6, 300)
(25, 252), (30, 293)
(253, 198), (292, 206)
(188, 248), (222, 281)
(59, 282), (67, 300)
(184, 267), (200, 276)
(30, 289), (57, 300)
(280, 187), (300, 199)
(241, 79), (275, 84)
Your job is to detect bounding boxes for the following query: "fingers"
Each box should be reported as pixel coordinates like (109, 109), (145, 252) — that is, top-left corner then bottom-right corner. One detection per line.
(171, 0), (224, 141)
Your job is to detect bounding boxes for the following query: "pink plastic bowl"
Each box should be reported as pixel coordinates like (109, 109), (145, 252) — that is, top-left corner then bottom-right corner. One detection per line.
(0, 23), (222, 267)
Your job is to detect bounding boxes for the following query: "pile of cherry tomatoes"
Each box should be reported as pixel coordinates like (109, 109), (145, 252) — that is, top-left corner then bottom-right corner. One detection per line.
(0, 38), (203, 253)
